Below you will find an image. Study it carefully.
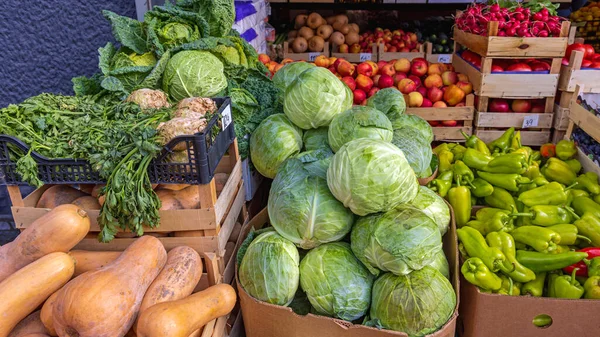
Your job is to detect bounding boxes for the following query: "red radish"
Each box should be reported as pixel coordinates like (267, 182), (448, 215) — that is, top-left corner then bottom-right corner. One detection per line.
(489, 99), (510, 112)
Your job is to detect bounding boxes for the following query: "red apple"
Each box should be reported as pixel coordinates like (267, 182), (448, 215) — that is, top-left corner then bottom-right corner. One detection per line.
(507, 63), (532, 72)
(421, 98), (433, 107)
(424, 74), (444, 89)
(512, 99), (532, 113)
(258, 54), (270, 64)
(457, 73), (469, 82)
(342, 76), (357, 91)
(408, 92), (424, 107)
(377, 61), (388, 71)
(378, 74), (395, 89)
(416, 85), (427, 97)
(530, 103), (545, 113)
(328, 65), (337, 74)
(356, 74), (374, 92)
(442, 120), (458, 126)
(529, 62), (549, 72)
(433, 101), (448, 108)
(356, 62), (373, 77)
(428, 63), (445, 76)
(368, 87), (380, 98)
(281, 58), (293, 65)
(492, 65), (504, 72)
(583, 60), (593, 68)
(562, 57), (570, 66)
(337, 61), (356, 77)
(353, 89), (367, 105)
(441, 71), (458, 86)
(489, 99), (510, 112)
(443, 85), (466, 106)
(398, 78), (417, 94)
(408, 75), (422, 88)
(314, 55), (330, 68)
(393, 72), (407, 85)
(381, 64), (396, 76)
(388, 46), (398, 53)
(394, 58), (411, 73)
(590, 62), (600, 69)
(456, 81), (473, 95)
(350, 43), (361, 53)
(410, 58), (429, 77)
(429, 121), (440, 126)
(427, 87), (444, 103)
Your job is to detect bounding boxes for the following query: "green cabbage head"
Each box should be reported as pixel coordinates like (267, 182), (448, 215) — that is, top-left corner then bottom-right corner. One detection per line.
(370, 268), (456, 337)
(299, 242), (373, 321)
(366, 87), (406, 121)
(158, 22), (201, 49)
(328, 106), (393, 153)
(269, 157), (354, 249)
(409, 186), (451, 235)
(303, 127), (330, 151)
(272, 62), (315, 92)
(351, 205), (443, 276)
(327, 139), (418, 216)
(429, 249), (450, 279)
(283, 67), (352, 129)
(162, 50), (227, 101)
(250, 114), (303, 179)
(239, 231), (300, 306)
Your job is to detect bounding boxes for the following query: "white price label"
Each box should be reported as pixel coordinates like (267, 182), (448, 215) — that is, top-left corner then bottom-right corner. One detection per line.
(522, 114), (539, 128)
(437, 54), (452, 63)
(308, 52), (319, 62)
(359, 53), (372, 62)
(221, 104), (232, 131)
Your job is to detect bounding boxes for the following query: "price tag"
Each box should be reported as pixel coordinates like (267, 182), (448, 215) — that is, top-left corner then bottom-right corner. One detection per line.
(359, 53), (372, 62)
(308, 52), (319, 62)
(437, 54), (452, 63)
(522, 114), (539, 128)
(221, 104), (232, 131)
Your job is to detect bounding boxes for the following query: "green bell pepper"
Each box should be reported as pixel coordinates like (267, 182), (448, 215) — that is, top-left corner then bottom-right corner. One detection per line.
(486, 232), (536, 283)
(448, 185), (471, 227)
(523, 205), (579, 227)
(433, 143), (456, 155)
(453, 160), (476, 187)
(438, 150), (454, 173)
(471, 178), (494, 198)
(477, 171), (533, 192)
(510, 226), (561, 253)
(483, 153), (528, 174)
(428, 170), (453, 198)
(461, 257), (503, 291)
(458, 226), (514, 273)
(517, 182), (574, 207)
(516, 250), (588, 272)
(584, 276), (600, 299)
(565, 159), (582, 174)
(587, 257), (600, 277)
(574, 213), (600, 247)
(510, 130), (522, 151)
(461, 131), (491, 155)
(521, 272), (546, 297)
(547, 224), (591, 246)
(572, 196), (600, 219)
(462, 148), (492, 171)
(451, 144), (467, 161)
(556, 139), (577, 161)
(551, 268), (584, 299)
(575, 172), (600, 195)
(494, 274), (521, 295)
(484, 187), (517, 211)
(467, 208), (515, 235)
(487, 127), (515, 154)
(542, 157), (577, 185)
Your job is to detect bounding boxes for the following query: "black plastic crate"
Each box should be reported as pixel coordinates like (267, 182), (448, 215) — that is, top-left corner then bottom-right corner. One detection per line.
(0, 97), (235, 186)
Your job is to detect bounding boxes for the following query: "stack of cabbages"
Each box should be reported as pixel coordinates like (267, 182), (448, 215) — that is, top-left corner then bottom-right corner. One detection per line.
(238, 63), (456, 337)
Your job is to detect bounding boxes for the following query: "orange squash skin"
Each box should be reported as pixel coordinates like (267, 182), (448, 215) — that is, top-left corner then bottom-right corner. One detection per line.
(136, 284), (237, 337)
(68, 250), (121, 277)
(0, 205), (90, 282)
(0, 253), (75, 337)
(40, 291), (59, 336)
(7, 311), (48, 337)
(52, 236), (167, 337)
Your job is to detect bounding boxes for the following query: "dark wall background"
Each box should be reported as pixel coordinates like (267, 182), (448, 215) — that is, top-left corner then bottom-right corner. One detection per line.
(0, 0), (137, 107)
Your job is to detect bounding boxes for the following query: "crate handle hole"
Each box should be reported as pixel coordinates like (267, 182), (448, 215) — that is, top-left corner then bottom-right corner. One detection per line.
(532, 314), (552, 329)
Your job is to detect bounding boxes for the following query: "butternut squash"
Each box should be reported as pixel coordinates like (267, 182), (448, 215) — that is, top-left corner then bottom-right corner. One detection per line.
(68, 251), (121, 277)
(52, 236), (167, 337)
(158, 184), (190, 191)
(90, 185), (104, 198)
(0, 205), (90, 282)
(17, 334), (50, 337)
(36, 186), (88, 209)
(0, 253), (75, 337)
(133, 246), (202, 333)
(71, 196), (101, 210)
(7, 311), (47, 337)
(136, 284), (237, 337)
(40, 292), (59, 336)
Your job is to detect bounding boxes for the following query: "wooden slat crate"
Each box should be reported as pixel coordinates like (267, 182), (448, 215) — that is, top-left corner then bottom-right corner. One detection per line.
(331, 44), (377, 63)
(406, 94), (475, 142)
(453, 20), (570, 58)
(475, 96), (555, 146)
(558, 49), (600, 93)
(283, 41), (330, 61)
(566, 85), (600, 143)
(554, 104), (571, 130)
(425, 42), (453, 64)
(552, 129), (567, 143)
(378, 43), (425, 61)
(452, 52), (561, 98)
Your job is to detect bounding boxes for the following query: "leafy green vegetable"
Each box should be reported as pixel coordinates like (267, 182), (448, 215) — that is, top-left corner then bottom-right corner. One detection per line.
(283, 67), (352, 130)
(175, 0), (235, 37)
(391, 133), (432, 178)
(268, 157), (354, 249)
(239, 231), (300, 306)
(366, 88), (406, 121)
(351, 205), (443, 276)
(102, 10), (149, 54)
(272, 62), (315, 93)
(302, 127), (330, 152)
(429, 249), (450, 279)
(328, 106), (393, 153)
(409, 186), (451, 235)
(294, 148), (332, 179)
(370, 268), (456, 337)
(327, 139), (419, 216)
(299, 242), (373, 321)
(250, 114), (303, 179)
(391, 113), (434, 144)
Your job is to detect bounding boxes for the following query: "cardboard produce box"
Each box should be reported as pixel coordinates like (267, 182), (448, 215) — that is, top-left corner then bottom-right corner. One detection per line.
(236, 207), (459, 337)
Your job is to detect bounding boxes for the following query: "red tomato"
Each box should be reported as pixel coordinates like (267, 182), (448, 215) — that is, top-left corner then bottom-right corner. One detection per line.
(566, 43), (587, 60)
(582, 59), (593, 68)
(584, 44), (596, 60)
(590, 62), (600, 69)
(507, 63), (532, 72)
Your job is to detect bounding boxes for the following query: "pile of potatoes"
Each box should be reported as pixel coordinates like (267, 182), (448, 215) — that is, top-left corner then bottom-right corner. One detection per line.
(288, 13), (359, 53)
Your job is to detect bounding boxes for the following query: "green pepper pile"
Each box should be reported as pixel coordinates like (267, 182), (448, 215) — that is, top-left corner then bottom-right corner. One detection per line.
(430, 128), (600, 299)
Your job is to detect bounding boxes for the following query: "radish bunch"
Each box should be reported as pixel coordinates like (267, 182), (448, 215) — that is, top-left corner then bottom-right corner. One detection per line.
(456, 3), (565, 37)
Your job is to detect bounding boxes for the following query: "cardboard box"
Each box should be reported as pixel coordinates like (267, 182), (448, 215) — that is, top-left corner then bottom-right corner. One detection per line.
(236, 207), (459, 337)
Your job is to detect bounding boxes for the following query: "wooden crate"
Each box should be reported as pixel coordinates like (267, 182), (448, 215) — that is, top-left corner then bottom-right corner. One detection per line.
(553, 104), (570, 130)
(566, 85), (600, 143)
(425, 42), (453, 64)
(283, 41), (330, 61)
(452, 52), (561, 98)
(331, 44), (377, 63)
(406, 94), (475, 142)
(558, 50), (600, 93)
(552, 129), (567, 143)
(453, 20), (570, 58)
(378, 43), (425, 61)
(475, 96), (554, 146)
